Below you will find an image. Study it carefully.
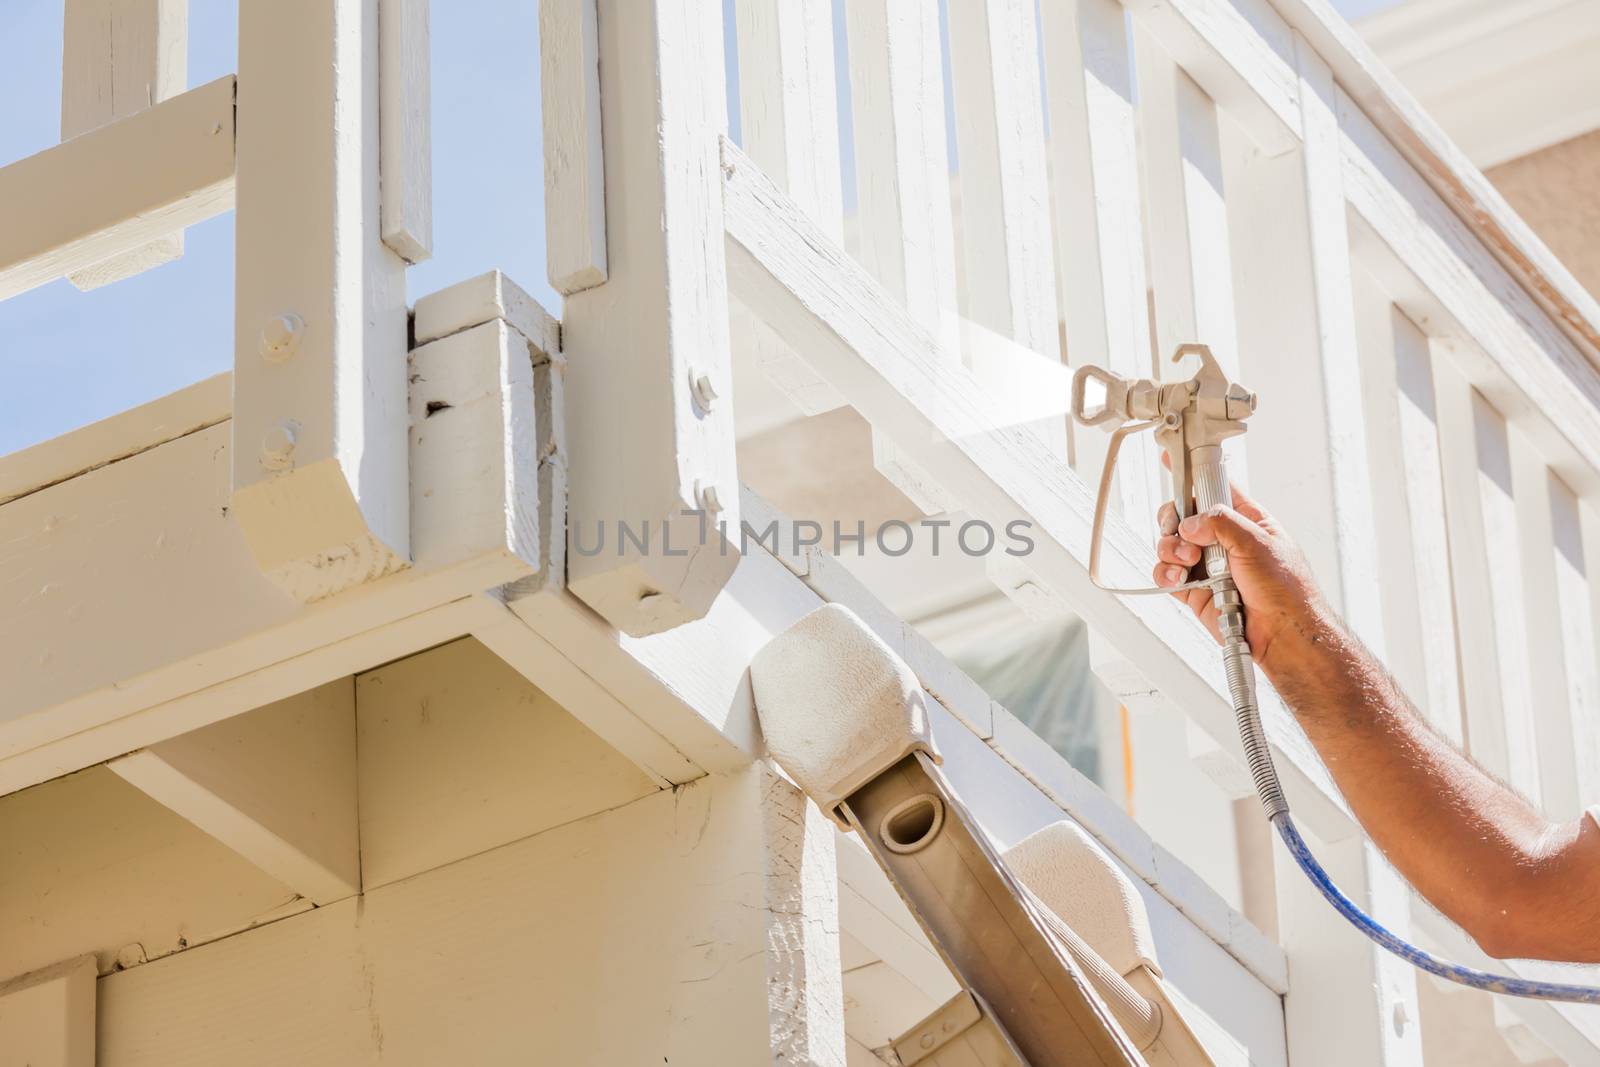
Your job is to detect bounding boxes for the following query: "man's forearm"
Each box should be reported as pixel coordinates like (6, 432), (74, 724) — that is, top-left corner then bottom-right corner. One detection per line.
(1261, 607), (1599, 960)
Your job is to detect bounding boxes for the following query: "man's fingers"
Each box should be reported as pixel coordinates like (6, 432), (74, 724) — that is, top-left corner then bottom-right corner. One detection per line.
(1157, 534), (1199, 567)
(1157, 500), (1179, 536)
(1178, 505), (1265, 553)
(1152, 562), (1190, 588)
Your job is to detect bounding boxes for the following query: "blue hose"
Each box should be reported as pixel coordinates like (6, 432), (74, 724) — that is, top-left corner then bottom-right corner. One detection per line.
(1273, 812), (1600, 1003)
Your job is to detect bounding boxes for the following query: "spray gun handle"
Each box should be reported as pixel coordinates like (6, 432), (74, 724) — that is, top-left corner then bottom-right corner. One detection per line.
(1188, 444), (1233, 581)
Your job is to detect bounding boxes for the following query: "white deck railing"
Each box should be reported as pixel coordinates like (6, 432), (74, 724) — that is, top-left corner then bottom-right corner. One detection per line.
(5, 0), (1600, 1061)
(688, 0), (1600, 1063)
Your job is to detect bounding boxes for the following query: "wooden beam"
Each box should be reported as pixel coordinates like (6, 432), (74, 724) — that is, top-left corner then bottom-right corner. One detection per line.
(0, 956), (96, 1067)
(108, 680), (360, 905)
(539, 0), (607, 293)
(0, 371), (229, 507)
(722, 140), (1355, 841)
(0, 75), (233, 302)
(60, 0), (188, 288)
(0, 283), (547, 795)
(231, 0), (411, 602)
(561, 0), (741, 636)
(378, 0), (432, 262)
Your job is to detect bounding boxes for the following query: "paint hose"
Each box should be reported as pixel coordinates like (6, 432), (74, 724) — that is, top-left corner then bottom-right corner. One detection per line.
(1196, 446), (1600, 1004)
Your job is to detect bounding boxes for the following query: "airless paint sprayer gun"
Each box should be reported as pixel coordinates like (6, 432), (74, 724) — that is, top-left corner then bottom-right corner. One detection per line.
(1071, 346), (1600, 1004)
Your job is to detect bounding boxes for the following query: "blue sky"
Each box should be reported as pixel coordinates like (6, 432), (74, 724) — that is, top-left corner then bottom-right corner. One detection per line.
(0, 0), (1400, 455)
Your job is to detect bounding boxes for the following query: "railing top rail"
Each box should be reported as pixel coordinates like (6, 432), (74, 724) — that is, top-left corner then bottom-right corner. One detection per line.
(1265, 0), (1600, 362)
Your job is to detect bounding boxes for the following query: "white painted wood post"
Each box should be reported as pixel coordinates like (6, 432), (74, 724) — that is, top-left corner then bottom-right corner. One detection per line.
(378, 0), (431, 263)
(1223, 37), (1422, 1066)
(730, 0), (850, 417)
(1136, 41), (1246, 482)
(60, 0), (187, 289)
(1431, 357), (1542, 804)
(1223, 37), (1382, 645)
(1572, 498), (1600, 808)
(1509, 427), (1581, 817)
(1351, 279), (1465, 745)
(1040, 0), (1157, 525)
(232, 0), (412, 601)
(540, 0), (607, 293)
(945, 0), (1060, 362)
(844, 0), (965, 515)
(562, 0), (741, 636)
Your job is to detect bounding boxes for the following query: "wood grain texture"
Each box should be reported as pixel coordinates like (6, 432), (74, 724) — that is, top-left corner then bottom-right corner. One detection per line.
(0, 76), (232, 302)
(539, 0), (607, 292)
(0, 317), (541, 791)
(378, 0), (432, 262)
(562, 0), (741, 635)
(0, 372), (228, 506)
(60, 0), (188, 288)
(231, 0), (411, 601)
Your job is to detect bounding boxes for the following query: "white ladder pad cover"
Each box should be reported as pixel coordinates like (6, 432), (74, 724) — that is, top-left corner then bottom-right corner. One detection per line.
(750, 603), (940, 825)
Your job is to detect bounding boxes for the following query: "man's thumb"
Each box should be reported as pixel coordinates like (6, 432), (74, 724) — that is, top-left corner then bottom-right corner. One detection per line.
(1178, 507), (1260, 553)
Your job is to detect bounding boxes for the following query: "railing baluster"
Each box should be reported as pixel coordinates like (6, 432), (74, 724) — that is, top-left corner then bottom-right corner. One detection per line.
(730, 0), (850, 418)
(1135, 38), (1246, 485)
(561, 0), (741, 635)
(1509, 429), (1581, 817)
(1352, 279), (1465, 745)
(946, 0), (1063, 454)
(844, 0), (963, 514)
(60, 0), (187, 289)
(378, 0), (432, 264)
(1431, 356), (1542, 804)
(1572, 497), (1600, 808)
(540, 0), (607, 294)
(1041, 0), (1157, 525)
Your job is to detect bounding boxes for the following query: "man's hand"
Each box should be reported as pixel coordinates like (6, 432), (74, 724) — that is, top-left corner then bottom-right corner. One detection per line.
(1150, 483), (1327, 674)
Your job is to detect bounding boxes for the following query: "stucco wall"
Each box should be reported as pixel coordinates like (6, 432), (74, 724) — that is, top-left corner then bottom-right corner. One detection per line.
(1487, 130), (1600, 301)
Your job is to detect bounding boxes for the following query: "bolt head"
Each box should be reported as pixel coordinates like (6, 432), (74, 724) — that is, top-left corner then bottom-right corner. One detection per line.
(696, 481), (723, 515)
(260, 422), (297, 470)
(259, 313), (304, 362)
(690, 369), (719, 411)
